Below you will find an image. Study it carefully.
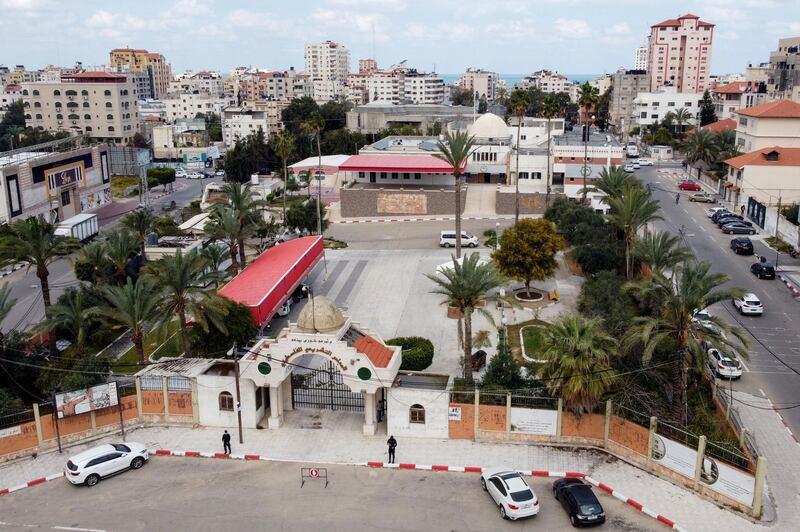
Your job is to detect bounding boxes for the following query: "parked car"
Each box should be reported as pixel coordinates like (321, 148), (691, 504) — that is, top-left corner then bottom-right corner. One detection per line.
(631, 160), (641, 169)
(276, 229), (309, 244)
(638, 158), (654, 166)
(716, 215), (747, 227)
(552, 478), (606, 527)
(440, 231), (479, 248)
(214, 170), (225, 177)
(707, 348), (742, 379)
(707, 207), (728, 218)
(276, 298), (292, 317)
(730, 237), (754, 255)
(722, 222), (756, 235)
(480, 468), (540, 520)
(688, 192), (715, 203)
(175, 170), (188, 178)
(711, 209), (734, 223)
(691, 307), (712, 323)
(751, 261), (776, 280)
(733, 293), (763, 316)
(623, 164), (635, 173)
(186, 172), (204, 179)
(292, 282), (310, 301)
(65, 443), (149, 487)
(678, 180), (702, 191)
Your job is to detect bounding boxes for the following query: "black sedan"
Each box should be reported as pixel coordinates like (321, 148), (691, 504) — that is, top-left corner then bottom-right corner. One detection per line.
(716, 215), (748, 227)
(751, 261), (776, 280)
(722, 222), (756, 235)
(711, 210), (733, 222)
(730, 237), (754, 255)
(552, 478), (605, 527)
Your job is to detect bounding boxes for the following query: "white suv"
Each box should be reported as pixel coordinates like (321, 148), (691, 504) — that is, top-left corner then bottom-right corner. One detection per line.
(440, 231), (479, 248)
(707, 348), (742, 379)
(733, 293), (763, 316)
(481, 468), (540, 520)
(65, 442), (149, 486)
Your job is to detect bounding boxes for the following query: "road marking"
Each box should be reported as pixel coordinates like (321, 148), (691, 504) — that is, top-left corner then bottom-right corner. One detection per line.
(52, 527), (106, 532)
(759, 389), (766, 397)
(690, 217), (698, 224)
(699, 225), (706, 232)
(738, 357), (750, 372)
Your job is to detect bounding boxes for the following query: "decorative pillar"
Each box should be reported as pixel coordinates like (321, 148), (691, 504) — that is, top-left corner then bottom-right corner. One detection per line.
(135, 377), (143, 420)
(647, 416), (658, 464)
(32, 403), (44, 446)
(162, 376), (170, 422)
(752, 456), (767, 518)
(268, 384), (282, 428)
(693, 435), (707, 490)
(191, 379), (200, 425)
(603, 400), (612, 449)
(556, 398), (563, 439)
(363, 392), (376, 436)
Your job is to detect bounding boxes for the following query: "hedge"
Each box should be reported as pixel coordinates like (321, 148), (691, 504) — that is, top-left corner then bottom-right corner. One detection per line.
(386, 336), (434, 371)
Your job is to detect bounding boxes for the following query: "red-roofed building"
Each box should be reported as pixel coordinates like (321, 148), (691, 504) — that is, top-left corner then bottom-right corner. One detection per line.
(647, 14), (715, 93)
(734, 100), (800, 152)
(712, 81), (768, 120)
(689, 118), (736, 135)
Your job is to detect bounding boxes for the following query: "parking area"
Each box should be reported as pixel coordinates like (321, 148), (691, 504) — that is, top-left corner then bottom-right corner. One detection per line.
(0, 457), (659, 531)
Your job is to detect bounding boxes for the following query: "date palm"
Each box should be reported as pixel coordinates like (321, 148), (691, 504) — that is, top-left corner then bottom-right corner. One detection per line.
(143, 250), (228, 357)
(634, 231), (692, 276)
(105, 229), (139, 284)
(672, 108), (694, 136)
(538, 313), (618, 413)
(624, 262), (750, 425)
(205, 206), (242, 276)
(0, 283), (17, 344)
(271, 130), (295, 223)
(681, 129), (719, 180)
(76, 240), (110, 285)
(120, 209), (155, 262)
(605, 184), (662, 279)
(199, 244), (230, 288)
(507, 89), (531, 223)
(101, 278), (159, 366)
(303, 111), (325, 235)
(34, 288), (99, 353)
(218, 181), (263, 267)
(434, 130), (475, 259)
(540, 94), (561, 207)
(577, 83), (599, 201)
(582, 165), (638, 202)
(426, 252), (505, 388)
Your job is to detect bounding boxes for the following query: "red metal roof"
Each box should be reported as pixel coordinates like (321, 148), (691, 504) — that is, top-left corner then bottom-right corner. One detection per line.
(219, 236), (323, 326)
(354, 336), (394, 368)
(339, 154), (464, 173)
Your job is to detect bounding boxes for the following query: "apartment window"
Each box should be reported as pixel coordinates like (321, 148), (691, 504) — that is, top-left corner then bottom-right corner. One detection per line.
(532, 172), (542, 179)
(409, 404), (425, 424)
(684, 102), (691, 107)
(35, 113), (42, 119)
(218, 392), (234, 411)
(56, 113), (63, 119)
(403, 172), (410, 179)
(667, 102), (675, 107)
(380, 172), (387, 179)
(106, 114), (113, 120)
(108, 126), (115, 132)
(32, 89), (39, 96)
(84, 114), (90, 119)
(83, 102), (89, 108)
(60, 190), (71, 206)
(739, 118), (747, 127)
(34, 102), (41, 108)
(53, 90), (60, 96)
(358, 171), (365, 179)
(414, 173), (421, 180)
(652, 102), (659, 107)
(104, 90), (111, 96)
(391, 172), (399, 179)
(651, 114), (658, 119)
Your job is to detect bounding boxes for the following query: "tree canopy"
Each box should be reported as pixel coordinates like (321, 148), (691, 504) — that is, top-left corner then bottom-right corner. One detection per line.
(492, 219), (563, 295)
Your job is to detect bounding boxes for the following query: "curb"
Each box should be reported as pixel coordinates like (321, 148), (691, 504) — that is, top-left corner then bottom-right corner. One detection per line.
(0, 263), (25, 279)
(149, 449), (686, 530)
(0, 471), (64, 496)
(777, 274), (800, 298)
(765, 398), (800, 446)
(330, 215), (541, 225)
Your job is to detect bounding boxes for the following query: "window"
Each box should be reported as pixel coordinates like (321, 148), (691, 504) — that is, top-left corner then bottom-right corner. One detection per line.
(219, 391), (234, 411)
(32, 89), (39, 96)
(68, 113), (79, 120)
(84, 114), (91, 119)
(34, 102), (41, 108)
(391, 172), (398, 179)
(108, 126), (115, 132)
(56, 113), (63, 119)
(519, 172), (529, 179)
(414, 173), (421, 180)
(53, 90), (60, 96)
(403, 172), (410, 179)
(104, 90), (111, 96)
(409, 404), (425, 424)
(358, 171), (365, 179)
(60, 190), (71, 206)
(107, 114), (113, 120)
(81, 90), (88, 96)
(105, 102), (112, 108)
(35, 113), (42, 119)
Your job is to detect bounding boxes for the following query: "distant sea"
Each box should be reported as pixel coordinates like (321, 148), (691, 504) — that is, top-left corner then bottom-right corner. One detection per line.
(440, 74), (599, 87)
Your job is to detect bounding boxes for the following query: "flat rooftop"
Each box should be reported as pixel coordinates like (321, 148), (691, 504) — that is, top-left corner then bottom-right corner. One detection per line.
(393, 372), (450, 390)
(555, 129), (621, 147)
(0, 151), (49, 168)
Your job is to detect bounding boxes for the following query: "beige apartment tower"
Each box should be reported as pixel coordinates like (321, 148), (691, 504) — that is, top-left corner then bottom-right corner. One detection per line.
(109, 48), (173, 98)
(647, 13), (714, 93)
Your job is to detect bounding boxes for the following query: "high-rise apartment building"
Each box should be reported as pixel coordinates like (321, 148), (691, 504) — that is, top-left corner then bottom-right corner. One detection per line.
(364, 68), (445, 105)
(609, 69), (649, 135)
(647, 13), (714, 93)
(767, 37), (800, 101)
(359, 59), (378, 76)
(456, 68), (500, 102)
(109, 48), (173, 98)
(304, 41), (351, 102)
(634, 45), (649, 70)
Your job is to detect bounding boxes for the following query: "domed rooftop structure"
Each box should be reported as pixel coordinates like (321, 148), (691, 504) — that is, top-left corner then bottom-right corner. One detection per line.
(296, 296), (346, 333)
(468, 113), (510, 139)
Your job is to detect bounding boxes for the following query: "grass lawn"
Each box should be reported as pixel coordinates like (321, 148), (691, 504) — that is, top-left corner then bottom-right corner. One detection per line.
(522, 326), (545, 358)
(111, 175), (139, 199)
(267, 195), (306, 209)
(112, 322), (181, 374)
(506, 319), (548, 364)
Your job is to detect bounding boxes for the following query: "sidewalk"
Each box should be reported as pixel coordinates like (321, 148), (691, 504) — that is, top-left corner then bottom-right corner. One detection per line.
(0, 421), (766, 531)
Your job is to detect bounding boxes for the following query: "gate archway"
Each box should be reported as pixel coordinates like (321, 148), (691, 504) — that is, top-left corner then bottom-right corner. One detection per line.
(291, 360), (364, 412)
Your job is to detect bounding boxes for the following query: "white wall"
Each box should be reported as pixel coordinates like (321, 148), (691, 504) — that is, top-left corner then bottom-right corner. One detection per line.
(197, 375), (265, 429)
(386, 386), (449, 439)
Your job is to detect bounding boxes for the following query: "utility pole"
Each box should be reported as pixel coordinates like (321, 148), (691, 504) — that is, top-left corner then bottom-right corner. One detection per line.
(775, 193), (782, 268)
(232, 342), (244, 444)
(51, 389), (62, 453)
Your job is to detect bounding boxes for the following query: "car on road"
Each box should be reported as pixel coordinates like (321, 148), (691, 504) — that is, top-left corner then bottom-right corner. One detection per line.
(623, 164), (635, 173)
(733, 293), (763, 315)
(707, 348), (743, 379)
(552, 478), (606, 527)
(631, 160), (641, 169)
(715, 215), (747, 227)
(175, 169), (188, 179)
(440, 231), (479, 248)
(678, 180), (702, 191)
(638, 158), (654, 166)
(711, 209), (734, 222)
(730, 237), (754, 255)
(707, 207), (728, 218)
(480, 468), (540, 520)
(691, 307), (712, 323)
(276, 229), (309, 244)
(751, 261), (776, 280)
(721, 222), (756, 235)
(65, 443), (149, 487)
(186, 172), (204, 179)
(214, 170), (225, 177)
(688, 192), (715, 203)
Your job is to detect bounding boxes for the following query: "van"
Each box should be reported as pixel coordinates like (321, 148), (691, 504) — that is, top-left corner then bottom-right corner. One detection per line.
(440, 231), (479, 248)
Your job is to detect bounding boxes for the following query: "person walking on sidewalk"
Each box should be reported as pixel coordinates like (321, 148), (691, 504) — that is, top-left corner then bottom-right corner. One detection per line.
(387, 435), (397, 464)
(222, 430), (232, 454)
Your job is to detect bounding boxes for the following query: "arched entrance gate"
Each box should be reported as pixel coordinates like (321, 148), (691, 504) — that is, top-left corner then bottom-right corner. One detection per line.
(291, 360), (364, 412)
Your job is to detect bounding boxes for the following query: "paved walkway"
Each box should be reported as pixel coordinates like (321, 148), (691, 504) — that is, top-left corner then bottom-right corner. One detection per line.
(463, 184), (497, 216)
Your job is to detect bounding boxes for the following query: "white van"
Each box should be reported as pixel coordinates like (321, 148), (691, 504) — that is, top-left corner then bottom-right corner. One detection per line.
(440, 231), (479, 248)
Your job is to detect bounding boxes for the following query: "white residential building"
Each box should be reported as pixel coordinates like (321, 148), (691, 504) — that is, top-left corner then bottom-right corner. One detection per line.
(456, 68), (500, 102)
(647, 13), (715, 93)
(634, 45), (649, 70)
(733, 100), (800, 152)
(633, 87), (702, 127)
(169, 71), (224, 97)
(162, 92), (236, 122)
(222, 107), (270, 148)
(365, 68), (445, 105)
(1, 84), (22, 110)
(711, 81), (769, 121)
(516, 70), (575, 94)
(304, 41), (351, 102)
(590, 74), (612, 95)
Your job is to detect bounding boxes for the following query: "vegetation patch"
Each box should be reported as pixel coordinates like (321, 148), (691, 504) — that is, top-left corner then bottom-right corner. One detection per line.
(386, 336), (434, 371)
(765, 236), (792, 253)
(323, 237), (348, 249)
(521, 325), (545, 360)
(506, 319), (549, 364)
(111, 175), (140, 198)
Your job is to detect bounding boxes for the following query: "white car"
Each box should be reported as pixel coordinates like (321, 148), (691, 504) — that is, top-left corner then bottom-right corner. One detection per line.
(706, 207), (727, 218)
(480, 468), (540, 520)
(276, 298), (292, 317)
(65, 442), (149, 486)
(440, 230), (479, 248)
(733, 293), (763, 315)
(631, 160), (641, 169)
(175, 170), (188, 179)
(707, 348), (742, 379)
(186, 172), (204, 180)
(623, 164), (635, 173)
(638, 159), (654, 166)
(276, 228), (308, 244)
(691, 308), (712, 323)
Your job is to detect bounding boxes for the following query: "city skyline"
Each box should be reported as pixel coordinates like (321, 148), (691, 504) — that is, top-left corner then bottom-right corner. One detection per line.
(1, 0), (798, 75)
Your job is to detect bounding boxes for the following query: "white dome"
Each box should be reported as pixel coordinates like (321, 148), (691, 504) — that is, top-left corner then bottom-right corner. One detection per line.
(468, 113), (510, 139)
(296, 296), (345, 333)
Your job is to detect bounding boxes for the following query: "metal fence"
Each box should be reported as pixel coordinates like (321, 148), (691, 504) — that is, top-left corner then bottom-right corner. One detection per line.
(139, 375), (162, 390)
(0, 409), (34, 430)
(657, 419), (700, 451)
(510, 394), (558, 410)
(614, 404), (651, 427)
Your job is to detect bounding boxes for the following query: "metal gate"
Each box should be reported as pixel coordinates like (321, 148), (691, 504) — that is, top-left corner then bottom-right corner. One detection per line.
(291, 361), (364, 412)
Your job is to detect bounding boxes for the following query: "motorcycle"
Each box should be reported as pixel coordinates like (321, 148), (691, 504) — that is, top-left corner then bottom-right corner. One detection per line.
(789, 245), (798, 259)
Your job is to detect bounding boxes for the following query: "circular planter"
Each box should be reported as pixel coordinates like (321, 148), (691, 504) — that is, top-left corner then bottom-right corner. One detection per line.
(514, 288), (544, 302)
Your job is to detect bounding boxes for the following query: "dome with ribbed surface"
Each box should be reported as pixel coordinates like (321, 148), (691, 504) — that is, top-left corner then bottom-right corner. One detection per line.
(296, 296), (345, 333)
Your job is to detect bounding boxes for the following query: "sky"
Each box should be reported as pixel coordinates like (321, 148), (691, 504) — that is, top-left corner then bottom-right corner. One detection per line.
(1, 0), (799, 76)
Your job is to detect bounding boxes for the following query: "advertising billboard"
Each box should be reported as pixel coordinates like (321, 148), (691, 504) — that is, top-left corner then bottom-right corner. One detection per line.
(46, 161), (85, 191)
(510, 407), (558, 435)
(55, 382), (118, 419)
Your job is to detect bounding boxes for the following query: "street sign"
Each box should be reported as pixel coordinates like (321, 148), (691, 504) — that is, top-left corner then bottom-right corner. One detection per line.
(301, 467), (328, 488)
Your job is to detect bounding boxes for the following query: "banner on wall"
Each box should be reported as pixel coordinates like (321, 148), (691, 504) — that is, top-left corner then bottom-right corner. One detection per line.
(55, 382), (118, 419)
(45, 161), (84, 190)
(448, 406), (462, 421)
(510, 407), (558, 435)
(80, 188), (111, 212)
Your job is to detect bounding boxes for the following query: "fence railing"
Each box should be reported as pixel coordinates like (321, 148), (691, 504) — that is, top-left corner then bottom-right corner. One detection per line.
(0, 409), (34, 430)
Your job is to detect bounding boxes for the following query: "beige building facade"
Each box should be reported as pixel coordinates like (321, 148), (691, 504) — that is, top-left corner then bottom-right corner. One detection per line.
(734, 100), (800, 152)
(609, 69), (649, 135)
(456, 68), (500, 102)
(647, 13), (714, 92)
(109, 48), (172, 98)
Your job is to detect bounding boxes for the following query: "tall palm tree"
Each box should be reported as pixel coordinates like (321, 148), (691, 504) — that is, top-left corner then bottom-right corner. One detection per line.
(303, 111), (326, 235)
(0, 218), (79, 355)
(120, 209), (154, 262)
(540, 94), (561, 207)
(0, 283), (17, 344)
(681, 129), (719, 180)
(205, 206), (242, 276)
(581, 165), (638, 202)
(507, 90), (532, 223)
(143, 250), (228, 357)
(105, 229), (139, 284)
(624, 262), (751, 425)
(606, 184), (662, 279)
(672, 108), (694, 136)
(577, 83), (600, 201)
(102, 278), (159, 366)
(270, 130), (295, 223)
(434, 130), (475, 259)
(538, 313), (618, 412)
(34, 288), (99, 353)
(426, 253), (505, 388)
(199, 244), (230, 288)
(218, 181), (263, 267)
(633, 231), (692, 276)
(76, 240), (109, 285)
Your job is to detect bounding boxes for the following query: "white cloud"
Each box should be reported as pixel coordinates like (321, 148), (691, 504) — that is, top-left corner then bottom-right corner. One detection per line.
(401, 21), (473, 43)
(309, 9), (392, 42)
(0, 0), (46, 10)
(225, 9), (284, 32)
(606, 23), (630, 35)
(555, 18), (590, 38)
(327, 0), (406, 9)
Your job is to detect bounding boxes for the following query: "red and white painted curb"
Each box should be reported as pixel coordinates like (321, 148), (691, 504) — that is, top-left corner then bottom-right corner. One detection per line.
(0, 472), (64, 496)
(765, 397), (800, 446)
(330, 215), (538, 225)
(777, 274), (800, 298)
(149, 449), (686, 530)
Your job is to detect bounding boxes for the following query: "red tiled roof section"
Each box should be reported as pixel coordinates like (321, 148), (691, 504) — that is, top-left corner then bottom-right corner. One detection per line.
(652, 13), (714, 28)
(700, 118), (737, 133)
(354, 335), (394, 369)
(736, 99), (800, 118)
(724, 147), (800, 169)
(713, 82), (750, 94)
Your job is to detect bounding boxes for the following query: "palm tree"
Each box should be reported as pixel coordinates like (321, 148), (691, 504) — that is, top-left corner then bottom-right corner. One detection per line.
(303, 111), (325, 235)
(681, 129), (719, 180)
(0, 218), (79, 354)
(672, 108), (694, 136)
(577, 83), (600, 201)
(199, 244), (230, 288)
(540, 94), (561, 207)
(120, 209), (154, 262)
(605, 184), (662, 280)
(715, 129), (739, 164)
(0, 283), (17, 344)
(143, 250), (228, 357)
(271, 130), (295, 223)
(205, 206), (242, 276)
(102, 278), (159, 366)
(218, 181), (263, 267)
(426, 253), (505, 388)
(624, 262), (751, 425)
(633, 231), (692, 276)
(105, 229), (139, 284)
(76, 240), (109, 285)
(34, 288), (99, 353)
(434, 130), (476, 259)
(582, 165), (638, 202)
(539, 313), (618, 412)
(507, 89), (532, 223)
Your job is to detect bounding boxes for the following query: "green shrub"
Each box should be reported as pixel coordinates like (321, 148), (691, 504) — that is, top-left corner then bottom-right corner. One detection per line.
(386, 336), (434, 371)
(765, 236), (792, 253)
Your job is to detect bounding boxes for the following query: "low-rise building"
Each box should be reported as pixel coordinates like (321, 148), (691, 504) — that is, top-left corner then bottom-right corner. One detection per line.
(346, 101), (474, 135)
(162, 92), (236, 122)
(633, 86), (702, 128)
(554, 129), (624, 212)
(152, 122), (218, 163)
(222, 107), (269, 148)
(712, 81), (769, 120)
(242, 99), (290, 132)
(1, 84), (22, 111)
(516, 70), (575, 94)
(734, 99), (800, 152)
(169, 71), (224, 97)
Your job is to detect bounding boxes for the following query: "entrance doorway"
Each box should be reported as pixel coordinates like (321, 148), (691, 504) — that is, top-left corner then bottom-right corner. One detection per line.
(291, 360), (364, 412)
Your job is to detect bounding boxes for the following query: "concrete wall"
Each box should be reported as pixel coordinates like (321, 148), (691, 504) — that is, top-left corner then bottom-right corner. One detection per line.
(196, 375), (263, 429)
(340, 186), (467, 218)
(495, 189), (548, 215)
(386, 387), (449, 439)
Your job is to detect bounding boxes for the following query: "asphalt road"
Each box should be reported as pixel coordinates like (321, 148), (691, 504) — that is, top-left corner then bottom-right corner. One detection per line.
(0, 457), (657, 531)
(639, 166), (800, 433)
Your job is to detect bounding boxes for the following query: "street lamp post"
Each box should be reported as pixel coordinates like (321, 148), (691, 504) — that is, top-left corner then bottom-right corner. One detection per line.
(495, 222), (500, 251)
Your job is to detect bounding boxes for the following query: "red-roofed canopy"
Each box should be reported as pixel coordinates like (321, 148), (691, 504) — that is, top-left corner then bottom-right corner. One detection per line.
(340, 154), (465, 173)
